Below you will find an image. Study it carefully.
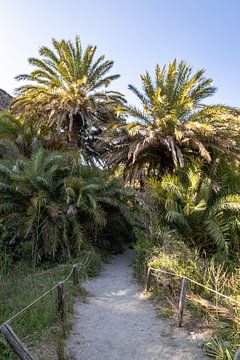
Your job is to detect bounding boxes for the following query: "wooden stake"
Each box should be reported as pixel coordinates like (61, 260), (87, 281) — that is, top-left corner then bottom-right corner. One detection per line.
(57, 282), (66, 322)
(178, 277), (188, 327)
(144, 267), (153, 292)
(73, 264), (79, 285)
(0, 324), (36, 360)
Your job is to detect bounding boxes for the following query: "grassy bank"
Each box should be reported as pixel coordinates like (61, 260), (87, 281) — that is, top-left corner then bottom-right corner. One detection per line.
(133, 231), (240, 359)
(0, 249), (103, 359)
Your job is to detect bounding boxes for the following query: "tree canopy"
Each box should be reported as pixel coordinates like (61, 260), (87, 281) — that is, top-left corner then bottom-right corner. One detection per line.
(105, 60), (240, 180)
(13, 37), (125, 157)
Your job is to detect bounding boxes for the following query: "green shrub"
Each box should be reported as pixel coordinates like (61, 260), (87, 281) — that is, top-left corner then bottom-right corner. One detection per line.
(146, 160), (240, 258)
(0, 147), (135, 266)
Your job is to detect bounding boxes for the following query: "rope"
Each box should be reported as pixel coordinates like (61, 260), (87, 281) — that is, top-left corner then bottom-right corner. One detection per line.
(0, 264), (76, 327)
(149, 266), (240, 307)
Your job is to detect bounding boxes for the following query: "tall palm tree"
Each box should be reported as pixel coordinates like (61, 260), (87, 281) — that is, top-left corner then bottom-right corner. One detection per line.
(105, 60), (240, 181)
(12, 37), (125, 156)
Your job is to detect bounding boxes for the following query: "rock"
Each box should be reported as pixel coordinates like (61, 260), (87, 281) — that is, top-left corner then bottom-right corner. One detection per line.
(197, 341), (204, 349)
(0, 89), (12, 110)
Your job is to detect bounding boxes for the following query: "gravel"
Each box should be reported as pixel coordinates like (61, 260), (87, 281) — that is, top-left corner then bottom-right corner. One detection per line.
(65, 250), (208, 360)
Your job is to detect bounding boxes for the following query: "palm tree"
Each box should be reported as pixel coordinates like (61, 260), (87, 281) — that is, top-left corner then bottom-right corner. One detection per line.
(0, 147), (134, 265)
(63, 157), (135, 250)
(0, 148), (73, 265)
(148, 160), (240, 256)
(12, 37), (125, 156)
(0, 112), (38, 158)
(105, 60), (240, 181)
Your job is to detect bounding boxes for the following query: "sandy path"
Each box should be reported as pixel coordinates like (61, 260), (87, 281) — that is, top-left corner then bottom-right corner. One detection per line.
(65, 250), (207, 360)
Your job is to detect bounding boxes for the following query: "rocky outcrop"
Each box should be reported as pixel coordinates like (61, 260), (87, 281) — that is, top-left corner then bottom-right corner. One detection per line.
(0, 89), (12, 110)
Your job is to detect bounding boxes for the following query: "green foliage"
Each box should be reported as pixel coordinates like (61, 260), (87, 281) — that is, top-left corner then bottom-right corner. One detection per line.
(0, 146), (135, 266)
(13, 37), (125, 155)
(0, 112), (22, 141)
(132, 228), (151, 278)
(146, 235), (240, 300)
(133, 217), (240, 359)
(158, 308), (175, 319)
(204, 322), (240, 360)
(0, 250), (12, 276)
(105, 60), (240, 180)
(0, 112), (39, 158)
(0, 248), (103, 359)
(147, 160), (240, 256)
(1, 37), (240, 360)
(0, 337), (12, 359)
(205, 337), (233, 359)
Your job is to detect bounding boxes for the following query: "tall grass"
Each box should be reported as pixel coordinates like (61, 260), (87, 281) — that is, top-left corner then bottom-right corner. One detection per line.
(0, 249), (103, 359)
(133, 230), (240, 359)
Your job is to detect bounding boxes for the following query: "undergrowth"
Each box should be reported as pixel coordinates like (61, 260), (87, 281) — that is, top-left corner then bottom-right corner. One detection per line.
(0, 248), (103, 359)
(133, 228), (240, 359)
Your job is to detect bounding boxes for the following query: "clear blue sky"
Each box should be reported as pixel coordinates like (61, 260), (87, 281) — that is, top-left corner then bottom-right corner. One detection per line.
(1, 0), (240, 106)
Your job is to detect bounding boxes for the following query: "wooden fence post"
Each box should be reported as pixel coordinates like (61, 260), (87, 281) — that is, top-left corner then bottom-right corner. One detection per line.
(178, 277), (188, 327)
(0, 324), (36, 360)
(144, 267), (153, 292)
(73, 264), (79, 285)
(234, 347), (240, 360)
(57, 282), (66, 322)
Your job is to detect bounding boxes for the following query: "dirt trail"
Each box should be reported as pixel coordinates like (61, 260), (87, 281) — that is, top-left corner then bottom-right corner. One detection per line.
(65, 250), (207, 360)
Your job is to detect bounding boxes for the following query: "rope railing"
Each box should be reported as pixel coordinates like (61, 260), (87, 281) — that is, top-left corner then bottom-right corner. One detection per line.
(145, 265), (240, 360)
(2, 261), (239, 359)
(148, 266), (240, 307)
(0, 263), (79, 360)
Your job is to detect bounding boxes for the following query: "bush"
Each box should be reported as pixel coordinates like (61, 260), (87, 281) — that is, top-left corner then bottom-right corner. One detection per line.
(0, 147), (135, 266)
(146, 161), (240, 258)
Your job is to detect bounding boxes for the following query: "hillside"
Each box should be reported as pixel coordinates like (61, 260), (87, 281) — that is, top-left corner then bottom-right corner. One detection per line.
(0, 89), (12, 110)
